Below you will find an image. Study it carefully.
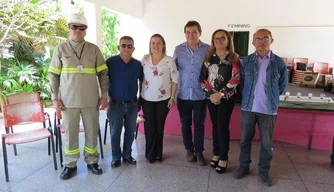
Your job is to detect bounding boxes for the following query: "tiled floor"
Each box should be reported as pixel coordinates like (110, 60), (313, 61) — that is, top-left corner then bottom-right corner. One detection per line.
(0, 110), (333, 192)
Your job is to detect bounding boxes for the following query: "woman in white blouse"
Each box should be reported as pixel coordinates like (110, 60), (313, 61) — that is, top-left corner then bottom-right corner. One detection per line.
(141, 34), (179, 163)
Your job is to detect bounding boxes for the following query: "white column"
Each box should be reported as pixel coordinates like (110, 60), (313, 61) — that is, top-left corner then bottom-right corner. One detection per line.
(84, 1), (103, 50)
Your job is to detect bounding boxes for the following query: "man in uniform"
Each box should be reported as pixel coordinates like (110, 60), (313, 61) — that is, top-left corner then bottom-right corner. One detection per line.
(48, 13), (108, 180)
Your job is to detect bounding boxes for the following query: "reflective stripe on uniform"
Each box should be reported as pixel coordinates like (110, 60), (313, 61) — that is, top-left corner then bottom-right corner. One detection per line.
(61, 67), (96, 74)
(49, 66), (61, 74)
(96, 64), (107, 72)
(84, 145), (98, 154)
(64, 148), (80, 155)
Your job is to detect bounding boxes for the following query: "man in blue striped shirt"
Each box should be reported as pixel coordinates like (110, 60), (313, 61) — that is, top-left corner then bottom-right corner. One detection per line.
(173, 21), (210, 165)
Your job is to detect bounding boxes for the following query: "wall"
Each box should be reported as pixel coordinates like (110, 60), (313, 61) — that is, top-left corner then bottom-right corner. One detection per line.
(262, 26), (334, 65)
(84, 0), (148, 59)
(141, 0), (334, 65)
(85, 0), (143, 19)
(85, 0), (334, 65)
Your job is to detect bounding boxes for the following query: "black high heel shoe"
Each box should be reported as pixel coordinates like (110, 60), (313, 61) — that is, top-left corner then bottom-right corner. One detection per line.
(216, 160), (228, 174)
(210, 159), (218, 168)
(155, 157), (162, 162)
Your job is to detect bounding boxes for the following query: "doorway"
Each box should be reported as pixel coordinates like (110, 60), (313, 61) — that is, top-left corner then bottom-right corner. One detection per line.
(230, 31), (249, 58)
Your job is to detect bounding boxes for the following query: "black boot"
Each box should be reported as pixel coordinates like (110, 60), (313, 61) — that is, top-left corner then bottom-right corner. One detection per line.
(87, 163), (103, 175)
(60, 166), (77, 180)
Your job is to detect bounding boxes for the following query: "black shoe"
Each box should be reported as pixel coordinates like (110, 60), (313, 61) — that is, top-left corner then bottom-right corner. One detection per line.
(331, 161), (334, 167)
(87, 163), (102, 175)
(216, 160), (228, 174)
(60, 166), (77, 180)
(210, 159), (219, 168)
(123, 156), (137, 165)
(111, 160), (121, 168)
(155, 157), (162, 162)
(258, 172), (273, 186)
(187, 150), (196, 162)
(233, 166), (250, 179)
(196, 152), (206, 166)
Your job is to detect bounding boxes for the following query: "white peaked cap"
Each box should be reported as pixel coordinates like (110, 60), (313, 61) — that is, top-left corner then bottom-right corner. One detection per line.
(68, 13), (88, 26)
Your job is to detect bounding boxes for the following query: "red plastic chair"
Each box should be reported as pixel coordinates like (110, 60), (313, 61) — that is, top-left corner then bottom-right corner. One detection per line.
(6, 92), (52, 124)
(53, 110), (104, 167)
(6, 92), (52, 148)
(1, 101), (57, 182)
(6, 92), (40, 104)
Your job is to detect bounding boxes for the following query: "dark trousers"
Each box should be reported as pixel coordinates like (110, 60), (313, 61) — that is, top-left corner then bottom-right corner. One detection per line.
(207, 99), (234, 161)
(239, 111), (276, 173)
(108, 101), (138, 160)
(142, 99), (170, 160)
(177, 98), (206, 153)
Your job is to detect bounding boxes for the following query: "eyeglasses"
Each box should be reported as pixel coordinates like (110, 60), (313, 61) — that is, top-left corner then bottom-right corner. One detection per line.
(253, 36), (271, 42)
(120, 44), (134, 49)
(214, 36), (228, 42)
(70, 25), (87, 31)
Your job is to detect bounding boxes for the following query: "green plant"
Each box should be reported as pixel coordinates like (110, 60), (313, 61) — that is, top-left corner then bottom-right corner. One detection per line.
(0, 0), (68, 105)
(1, 0), (68, 48)
(0, 56), (52, 104)
(101, 9), (120, 59)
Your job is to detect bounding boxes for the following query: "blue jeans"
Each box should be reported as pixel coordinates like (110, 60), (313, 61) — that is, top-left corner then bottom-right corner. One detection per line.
(239, 110), (276, 173)
(177, 98), (206, 153)
(108, 101), (138, 160)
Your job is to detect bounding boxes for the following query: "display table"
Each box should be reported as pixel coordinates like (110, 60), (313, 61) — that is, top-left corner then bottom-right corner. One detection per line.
(138, 84), (334, 151)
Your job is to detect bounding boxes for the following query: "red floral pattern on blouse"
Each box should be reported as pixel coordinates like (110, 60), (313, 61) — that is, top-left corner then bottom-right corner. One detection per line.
(200, 53), (240, 99)
(141, 55), (179, 101)
(153, 68), (159, 76)
(158, 85), (166, 98)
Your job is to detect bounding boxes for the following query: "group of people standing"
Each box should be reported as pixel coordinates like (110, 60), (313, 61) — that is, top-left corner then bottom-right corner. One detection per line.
(49, 13), (289, 187)
(173, 20), (288, 187)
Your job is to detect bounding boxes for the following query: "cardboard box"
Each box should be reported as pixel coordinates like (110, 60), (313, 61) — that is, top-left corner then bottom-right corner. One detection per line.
(300, 72), (320, 87)
(293, 70), (306, 84)
(317, 74), (333, 87)
(326, 78), (334, 86)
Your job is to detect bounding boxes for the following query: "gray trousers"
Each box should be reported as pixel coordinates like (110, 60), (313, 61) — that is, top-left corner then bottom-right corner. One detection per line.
(62, 107), (100, 167)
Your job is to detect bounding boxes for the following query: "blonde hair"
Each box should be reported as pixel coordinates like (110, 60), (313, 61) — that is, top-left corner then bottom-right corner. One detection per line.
(149, 34), (166, 56)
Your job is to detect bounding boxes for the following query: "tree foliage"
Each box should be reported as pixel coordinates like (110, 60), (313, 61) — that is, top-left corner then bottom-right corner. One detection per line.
(0, 0), (68, 50)
(0, 0), (68, 104)
(101, 9), (120, 59)
(0, 1), (121, 105)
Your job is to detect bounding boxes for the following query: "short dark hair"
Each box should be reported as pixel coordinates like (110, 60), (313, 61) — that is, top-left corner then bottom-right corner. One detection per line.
(184, 20), (202, 33)
(119, 36), (134, 44)
(253, 29), (273, 41)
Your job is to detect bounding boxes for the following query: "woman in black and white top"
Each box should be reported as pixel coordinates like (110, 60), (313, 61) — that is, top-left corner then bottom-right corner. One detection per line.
(200, 29), (240, 173)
